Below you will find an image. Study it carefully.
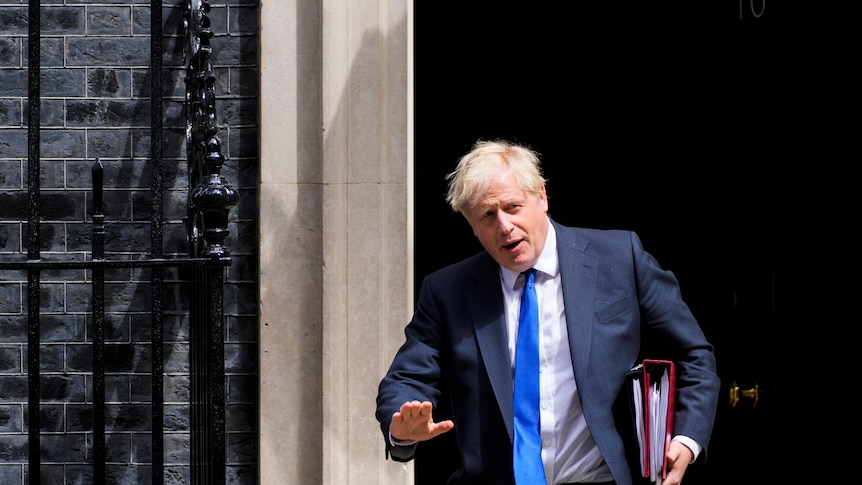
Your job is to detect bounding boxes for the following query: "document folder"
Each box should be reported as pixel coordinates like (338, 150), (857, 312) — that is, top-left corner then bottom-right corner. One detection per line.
(627, 359), (676, 485)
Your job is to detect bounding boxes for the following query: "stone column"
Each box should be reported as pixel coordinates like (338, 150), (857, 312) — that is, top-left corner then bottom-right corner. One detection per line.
(258, 1), (413, 484)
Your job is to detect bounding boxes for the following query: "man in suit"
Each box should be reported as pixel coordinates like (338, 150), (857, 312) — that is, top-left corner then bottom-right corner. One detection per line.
(376, 139), (720, 485)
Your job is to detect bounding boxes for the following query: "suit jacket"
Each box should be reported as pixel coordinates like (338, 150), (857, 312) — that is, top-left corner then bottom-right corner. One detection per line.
(376, 220), (720, 485)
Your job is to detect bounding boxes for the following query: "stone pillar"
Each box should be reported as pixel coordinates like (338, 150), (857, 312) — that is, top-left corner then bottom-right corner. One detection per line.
(258, 1), (413, 484)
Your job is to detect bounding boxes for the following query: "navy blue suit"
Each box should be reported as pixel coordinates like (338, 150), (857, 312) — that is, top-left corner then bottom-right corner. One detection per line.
(376, 220), (720, 485)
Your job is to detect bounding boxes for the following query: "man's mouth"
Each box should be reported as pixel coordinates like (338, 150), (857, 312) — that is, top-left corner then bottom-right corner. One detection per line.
(503, 240), (521, 250)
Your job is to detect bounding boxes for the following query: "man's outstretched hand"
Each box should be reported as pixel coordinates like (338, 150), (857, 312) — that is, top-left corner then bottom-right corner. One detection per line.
(390, 400), (455, 442)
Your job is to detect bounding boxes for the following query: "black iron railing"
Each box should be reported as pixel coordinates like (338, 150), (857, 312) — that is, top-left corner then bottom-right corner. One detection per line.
(0, 1), (237, 484)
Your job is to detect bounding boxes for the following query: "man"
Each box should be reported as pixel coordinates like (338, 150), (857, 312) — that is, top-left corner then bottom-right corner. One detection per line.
(376, 139), (720, 485)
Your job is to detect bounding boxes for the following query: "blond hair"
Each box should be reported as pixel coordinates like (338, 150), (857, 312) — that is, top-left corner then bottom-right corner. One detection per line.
(445, 139), (546, 215)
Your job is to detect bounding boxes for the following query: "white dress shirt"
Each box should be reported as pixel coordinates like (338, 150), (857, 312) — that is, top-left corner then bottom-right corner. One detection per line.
(501, 223), (614, 484)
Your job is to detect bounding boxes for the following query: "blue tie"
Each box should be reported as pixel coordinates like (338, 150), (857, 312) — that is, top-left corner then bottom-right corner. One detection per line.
(513, 268), (546, 485)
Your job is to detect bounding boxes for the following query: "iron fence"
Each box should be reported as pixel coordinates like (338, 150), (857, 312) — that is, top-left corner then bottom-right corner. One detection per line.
(0, 1), (236, 484)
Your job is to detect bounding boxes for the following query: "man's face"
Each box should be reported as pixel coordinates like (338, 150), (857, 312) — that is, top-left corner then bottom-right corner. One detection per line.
(465, 169), (549, 273)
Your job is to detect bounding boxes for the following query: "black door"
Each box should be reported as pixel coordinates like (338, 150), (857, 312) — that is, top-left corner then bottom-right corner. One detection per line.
(414, 2), (861, 483)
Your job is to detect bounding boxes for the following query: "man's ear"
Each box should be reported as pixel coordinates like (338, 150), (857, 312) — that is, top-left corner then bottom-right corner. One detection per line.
(540, 185), (549, 211)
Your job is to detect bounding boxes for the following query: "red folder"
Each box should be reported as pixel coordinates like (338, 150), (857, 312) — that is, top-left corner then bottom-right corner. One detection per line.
(627, 359), (676, 484)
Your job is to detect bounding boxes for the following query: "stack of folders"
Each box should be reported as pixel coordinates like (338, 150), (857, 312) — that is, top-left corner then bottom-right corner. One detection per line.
(627, 359), (676, 485)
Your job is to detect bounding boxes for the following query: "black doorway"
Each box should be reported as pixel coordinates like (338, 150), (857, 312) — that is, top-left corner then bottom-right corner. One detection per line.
(413, 2), (861, 483)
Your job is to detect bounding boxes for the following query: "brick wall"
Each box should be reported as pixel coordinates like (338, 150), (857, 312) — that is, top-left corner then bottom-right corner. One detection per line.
(0, 2), (259, 484)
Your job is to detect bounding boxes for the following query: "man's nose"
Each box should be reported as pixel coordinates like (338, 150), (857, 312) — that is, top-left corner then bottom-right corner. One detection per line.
(496, 213), (514, 234)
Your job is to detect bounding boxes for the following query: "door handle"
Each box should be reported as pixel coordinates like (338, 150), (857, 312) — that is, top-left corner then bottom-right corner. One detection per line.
(729, 381), (759, 408)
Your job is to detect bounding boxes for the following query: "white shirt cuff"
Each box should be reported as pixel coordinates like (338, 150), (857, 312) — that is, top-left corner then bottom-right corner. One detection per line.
(389, 432), (417, 447)
(671, 435), (702, 463)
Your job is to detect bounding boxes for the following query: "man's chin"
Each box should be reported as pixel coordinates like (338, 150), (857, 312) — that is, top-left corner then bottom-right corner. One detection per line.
(498, 255), (530, 273)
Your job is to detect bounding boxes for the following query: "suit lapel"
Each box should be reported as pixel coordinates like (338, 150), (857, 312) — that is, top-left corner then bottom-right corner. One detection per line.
(555, 222), (598, 383)
(466, 255), (515, 440)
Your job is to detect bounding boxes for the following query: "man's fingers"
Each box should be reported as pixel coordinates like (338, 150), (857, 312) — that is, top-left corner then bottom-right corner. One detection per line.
(429, 419), (455, 438)
(391, 408), (454, 442)
(398, 400), (425, 417)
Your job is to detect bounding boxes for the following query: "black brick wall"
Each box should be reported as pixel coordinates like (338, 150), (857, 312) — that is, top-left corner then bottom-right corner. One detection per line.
(0, 2), (259, 484)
